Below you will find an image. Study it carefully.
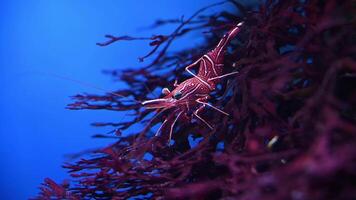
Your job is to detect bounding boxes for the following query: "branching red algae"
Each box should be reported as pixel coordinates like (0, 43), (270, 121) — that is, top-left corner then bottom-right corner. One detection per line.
(35, 0), (356, 199)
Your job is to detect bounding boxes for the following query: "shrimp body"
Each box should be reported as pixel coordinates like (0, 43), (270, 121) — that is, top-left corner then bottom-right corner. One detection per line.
(142, 22), (244, 141)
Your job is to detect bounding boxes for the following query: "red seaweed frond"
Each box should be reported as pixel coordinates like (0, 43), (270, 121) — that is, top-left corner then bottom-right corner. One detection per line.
(33, 178), (79, 200)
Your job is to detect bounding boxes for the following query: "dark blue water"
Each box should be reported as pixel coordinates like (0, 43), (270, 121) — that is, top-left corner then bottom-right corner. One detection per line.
(0, 0), (231, 199)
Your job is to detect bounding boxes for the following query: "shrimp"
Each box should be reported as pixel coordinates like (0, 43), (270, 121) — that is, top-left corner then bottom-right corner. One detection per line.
(142, 22), (244, 141)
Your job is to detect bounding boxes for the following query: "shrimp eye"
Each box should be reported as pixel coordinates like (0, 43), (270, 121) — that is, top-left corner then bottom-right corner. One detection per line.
(173, 91), (182, 100)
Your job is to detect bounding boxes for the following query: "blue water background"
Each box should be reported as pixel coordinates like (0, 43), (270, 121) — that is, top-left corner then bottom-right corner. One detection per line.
(0, 1), (236, 199)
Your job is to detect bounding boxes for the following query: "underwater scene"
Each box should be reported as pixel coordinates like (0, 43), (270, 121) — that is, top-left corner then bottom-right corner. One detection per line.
(0, 0), (355, 199)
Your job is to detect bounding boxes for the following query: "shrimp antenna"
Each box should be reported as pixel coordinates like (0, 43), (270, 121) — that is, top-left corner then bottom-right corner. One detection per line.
(40, 71), (141, 104)
(143, 82), (158, 98)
